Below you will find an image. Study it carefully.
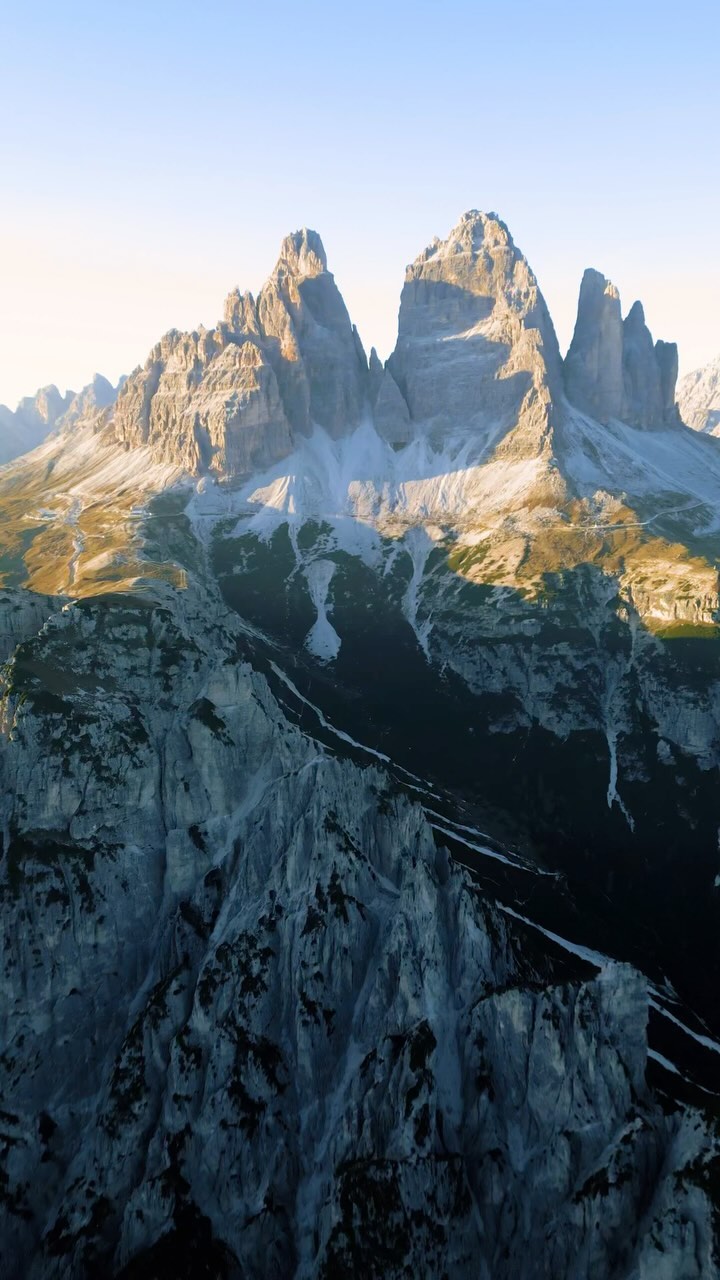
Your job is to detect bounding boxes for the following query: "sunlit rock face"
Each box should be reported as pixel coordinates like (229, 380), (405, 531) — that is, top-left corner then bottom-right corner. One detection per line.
(251, 228), (368, 439)
(108, 229), (369, 480)
(59, 373), (117, 428)
(384, 210), (562, 456)
(564, 269), (678, 427)
(679, 352), (720, 435)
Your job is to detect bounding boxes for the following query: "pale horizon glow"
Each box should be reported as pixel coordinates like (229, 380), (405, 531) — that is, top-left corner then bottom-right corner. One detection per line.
(1, 0), (719, 407)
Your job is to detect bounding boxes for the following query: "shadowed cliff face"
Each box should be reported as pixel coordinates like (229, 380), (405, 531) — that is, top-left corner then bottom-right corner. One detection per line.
(1, 211), (720, 1277)
(563, 268), (679, 427)
(210, 518), (720, 1034)
(0, 567), (718, 1280)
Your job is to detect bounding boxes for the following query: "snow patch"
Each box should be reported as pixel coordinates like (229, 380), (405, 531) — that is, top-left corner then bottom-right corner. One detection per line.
(402, 527), (434, 657)
(649, 998), (720, 1058)
(605, 719), (635, 831)
(303, 559), (341, 662)
(647, 1049), (720, 1097)
(496, 903), (610, 973)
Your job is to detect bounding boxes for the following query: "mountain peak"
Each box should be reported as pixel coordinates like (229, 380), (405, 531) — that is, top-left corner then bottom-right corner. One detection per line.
(273, 227), (327, 279)
(564, 269), (677, 427)
(59, 372), (117, 428)
(17, 383), (72, 424)
(413, 209), (514, 272)
(385, 207), (562, 451)
(625, 299), (646, 327)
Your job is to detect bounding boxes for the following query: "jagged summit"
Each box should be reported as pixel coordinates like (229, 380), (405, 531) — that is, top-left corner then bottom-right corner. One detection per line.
(397, 209), (559, 345)
(0, 211), (698, 490)
(381, 209), (560, 442)
(0, 384), (74, 465)
(107, 225), (368, 477)
(60, 373), (116, 428)
(563, 267), (678, 427)
(273, 226), (328, 278)
(17, 384), (72, 423)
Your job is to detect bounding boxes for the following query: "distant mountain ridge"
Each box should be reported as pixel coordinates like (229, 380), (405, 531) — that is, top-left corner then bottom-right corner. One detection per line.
(0, 373), (120, 465)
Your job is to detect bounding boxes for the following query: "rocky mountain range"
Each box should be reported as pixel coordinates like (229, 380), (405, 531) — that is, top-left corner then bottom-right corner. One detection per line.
(1, 211), (720, 1278)
(0, 374), (120, 465)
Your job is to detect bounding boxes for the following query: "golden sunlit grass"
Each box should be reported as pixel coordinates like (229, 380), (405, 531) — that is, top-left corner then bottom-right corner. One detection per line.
(0, 477), (187, 599)
(445, 497), (720, 634)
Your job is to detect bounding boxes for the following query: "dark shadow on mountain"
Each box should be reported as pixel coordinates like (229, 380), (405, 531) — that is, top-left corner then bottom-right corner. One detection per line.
(208, 514), (720, 1062)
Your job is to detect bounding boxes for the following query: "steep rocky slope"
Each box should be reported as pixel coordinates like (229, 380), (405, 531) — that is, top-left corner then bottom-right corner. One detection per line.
(1, 573), (719, 1279)
(1, 211), (720, 1277)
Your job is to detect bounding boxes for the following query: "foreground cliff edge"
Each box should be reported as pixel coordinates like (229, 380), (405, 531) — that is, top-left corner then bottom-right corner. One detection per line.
(1, 212), (720, 1278)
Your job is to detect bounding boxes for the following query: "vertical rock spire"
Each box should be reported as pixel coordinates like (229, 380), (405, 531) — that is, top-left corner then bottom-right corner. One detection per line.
(563, 269), (624, 423)
(564, 271), (679, 427)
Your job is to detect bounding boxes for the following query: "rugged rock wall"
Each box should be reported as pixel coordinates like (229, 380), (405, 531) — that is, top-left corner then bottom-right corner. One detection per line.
(0, 378), (121, 466)
(0, 582), (717, 1279)
(384, 210), (563, 459)
(108, 230), (369, 479)
(564, 269), (679, 426)
(0, 386), (73, 465)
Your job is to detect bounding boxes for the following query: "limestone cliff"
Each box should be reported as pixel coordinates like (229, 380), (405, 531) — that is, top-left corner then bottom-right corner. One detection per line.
(564, 269), (679, 427)
(385, 210), (563, 460)
(108, 229), (368, 479)
(0, 579), (717, 1278)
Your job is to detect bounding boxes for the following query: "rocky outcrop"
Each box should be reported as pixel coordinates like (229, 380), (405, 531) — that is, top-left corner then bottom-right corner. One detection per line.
(251, 229), (368, 439)
(384, 210), (563, 454)
(563, 269), (625, 422)
(59, 373), (117, 428)
(655, 339), (679, 420)
(0, 582), (717, 1279)
(678, 353), (720, 435)
(112, 327), (294, 477)
(564, 271), (678, 426)
(368, 348), (411, 446)
(108, 230), (369, 480)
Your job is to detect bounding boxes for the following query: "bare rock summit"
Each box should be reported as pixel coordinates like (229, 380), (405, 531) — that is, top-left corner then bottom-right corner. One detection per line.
(564, 269), (678, 427)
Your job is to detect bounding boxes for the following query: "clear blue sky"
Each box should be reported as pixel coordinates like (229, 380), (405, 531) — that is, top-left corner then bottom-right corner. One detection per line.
(1, 0), (718, 405)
